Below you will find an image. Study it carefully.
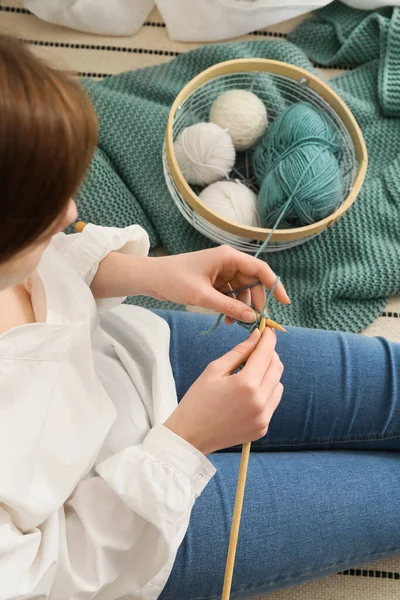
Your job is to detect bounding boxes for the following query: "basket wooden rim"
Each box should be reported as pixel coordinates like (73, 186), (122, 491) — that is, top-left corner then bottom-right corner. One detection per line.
(166, 58), (368, 242)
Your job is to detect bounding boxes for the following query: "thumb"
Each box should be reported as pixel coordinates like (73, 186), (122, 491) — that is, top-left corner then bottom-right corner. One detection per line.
(203, 288), (257, 324)
(216, 329), (261, 375)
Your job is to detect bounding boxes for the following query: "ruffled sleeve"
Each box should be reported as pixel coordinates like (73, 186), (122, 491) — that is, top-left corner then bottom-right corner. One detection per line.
(52, 224), (150, 311)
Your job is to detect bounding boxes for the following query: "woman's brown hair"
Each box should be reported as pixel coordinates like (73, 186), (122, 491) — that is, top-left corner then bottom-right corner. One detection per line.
(0, 35), (98, 261)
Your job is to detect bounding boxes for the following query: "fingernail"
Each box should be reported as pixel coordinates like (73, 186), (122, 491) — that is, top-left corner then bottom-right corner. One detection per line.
(243, 310), (256, 323)
(250, 328), (260, 340)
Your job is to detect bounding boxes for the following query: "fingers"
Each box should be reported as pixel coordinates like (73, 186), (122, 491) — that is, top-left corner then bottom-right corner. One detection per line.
(250, 281), (266, 313)
(241, 327), (276, 384)
(225, 275), (266, 312)
(205, 246), (289, 320)
(261, 350), (284, 391)
(214, 328), (261, 375)
(257, 382), (284, 437)
(219, 246), (290, 305)
(240, 255), (290, 305)
(202, 287), (257, 323)
(224, 288), (250, 325)
(237, 288), (251, 309)
(220, 282), (234, 323)
(252, 353), (284, 438)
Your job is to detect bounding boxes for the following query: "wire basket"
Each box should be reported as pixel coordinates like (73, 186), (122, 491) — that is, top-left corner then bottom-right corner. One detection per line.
(163, 59), (368, 253)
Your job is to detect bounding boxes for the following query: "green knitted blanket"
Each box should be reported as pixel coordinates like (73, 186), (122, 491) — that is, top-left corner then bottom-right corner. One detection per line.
(77, 2), (400, 332)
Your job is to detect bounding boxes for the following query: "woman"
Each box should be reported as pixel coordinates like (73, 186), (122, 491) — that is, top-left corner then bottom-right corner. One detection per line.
(0, 36), (399, 600)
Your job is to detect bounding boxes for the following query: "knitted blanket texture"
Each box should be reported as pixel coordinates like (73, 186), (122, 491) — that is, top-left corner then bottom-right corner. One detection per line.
(76, 2), (400, 331)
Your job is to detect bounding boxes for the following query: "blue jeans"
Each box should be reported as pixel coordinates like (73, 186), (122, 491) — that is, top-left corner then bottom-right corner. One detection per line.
(155, 310), (400, 600)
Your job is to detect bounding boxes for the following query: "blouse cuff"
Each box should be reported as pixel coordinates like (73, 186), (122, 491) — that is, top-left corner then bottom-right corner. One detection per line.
(144, 425), (216, 496)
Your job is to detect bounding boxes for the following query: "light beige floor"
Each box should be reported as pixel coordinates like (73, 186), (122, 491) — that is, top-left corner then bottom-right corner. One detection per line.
(2, 2), (399, 599)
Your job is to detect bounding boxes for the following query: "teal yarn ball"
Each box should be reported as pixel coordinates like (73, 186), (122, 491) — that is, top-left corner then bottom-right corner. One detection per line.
(258, 146), (343, 227)
(253, 102), (343, 228)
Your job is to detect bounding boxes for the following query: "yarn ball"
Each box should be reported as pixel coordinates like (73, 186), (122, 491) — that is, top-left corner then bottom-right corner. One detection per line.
(209, 90), (268, 151)
(174, 122), (235, 186)
(258, 147), (343, 228)
(199, 180), (261, 228)
(253, 102), (343, 228)
(253, 102), (338, 183)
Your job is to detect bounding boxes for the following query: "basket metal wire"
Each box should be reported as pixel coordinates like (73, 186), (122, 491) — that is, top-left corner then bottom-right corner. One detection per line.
(163, 69), (359, 253)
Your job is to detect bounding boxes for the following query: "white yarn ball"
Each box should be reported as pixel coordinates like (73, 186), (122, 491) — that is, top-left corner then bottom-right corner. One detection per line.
(199, 180), (261, 229)
(174, 122), (235, 186)
(209, 90), (268, 151)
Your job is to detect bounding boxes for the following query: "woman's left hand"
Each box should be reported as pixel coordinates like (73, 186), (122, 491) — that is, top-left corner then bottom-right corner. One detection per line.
(142, 246), (290, 323)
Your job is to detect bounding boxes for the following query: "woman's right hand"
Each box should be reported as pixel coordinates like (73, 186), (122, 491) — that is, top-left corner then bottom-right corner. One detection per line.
(164, 327), (284, 455)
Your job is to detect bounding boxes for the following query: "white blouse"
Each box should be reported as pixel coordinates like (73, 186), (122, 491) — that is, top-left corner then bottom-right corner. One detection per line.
(0, 224), (215, 600)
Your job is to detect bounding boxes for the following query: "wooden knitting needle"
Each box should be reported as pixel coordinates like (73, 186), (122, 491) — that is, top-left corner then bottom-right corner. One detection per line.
(222, 316), (285, 600)
(261, 317), (286, 333)
(221, 441), (252, 600)
(74, 221), (87, 232)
